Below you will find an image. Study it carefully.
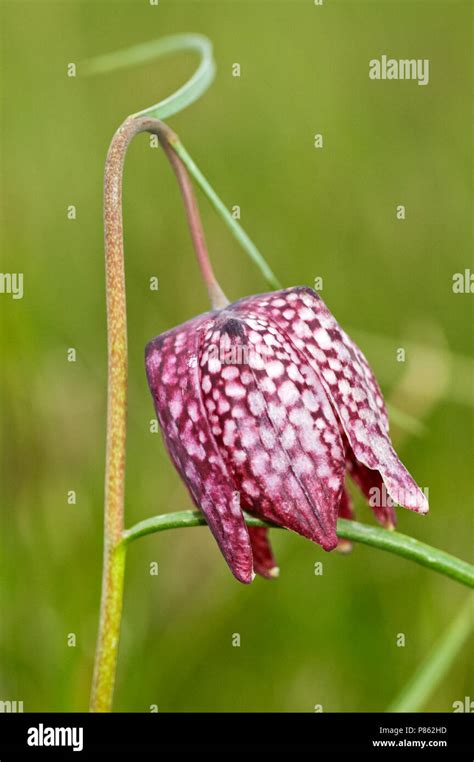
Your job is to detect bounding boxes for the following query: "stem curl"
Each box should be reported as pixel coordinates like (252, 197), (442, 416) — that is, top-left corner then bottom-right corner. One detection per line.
(82, 34), (216, 121)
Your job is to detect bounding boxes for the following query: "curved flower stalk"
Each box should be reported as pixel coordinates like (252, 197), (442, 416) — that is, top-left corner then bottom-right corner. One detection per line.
(146, 287), (428, 583)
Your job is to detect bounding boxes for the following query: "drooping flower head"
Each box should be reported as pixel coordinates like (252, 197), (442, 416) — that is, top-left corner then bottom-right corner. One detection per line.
(146, 287), (428, 583)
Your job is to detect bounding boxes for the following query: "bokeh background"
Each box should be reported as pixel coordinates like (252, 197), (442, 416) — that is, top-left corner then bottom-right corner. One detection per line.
(0, 0), (472, 712)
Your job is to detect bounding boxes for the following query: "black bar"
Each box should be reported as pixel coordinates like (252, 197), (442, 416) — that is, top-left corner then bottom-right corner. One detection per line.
(0, 712), (471, 756)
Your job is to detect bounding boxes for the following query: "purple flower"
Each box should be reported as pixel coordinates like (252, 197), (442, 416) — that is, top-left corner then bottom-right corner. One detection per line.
(146, 287), (428, 583)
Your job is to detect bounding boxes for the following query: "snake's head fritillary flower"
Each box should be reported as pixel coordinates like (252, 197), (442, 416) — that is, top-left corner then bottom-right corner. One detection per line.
(145, 287), (428, 583)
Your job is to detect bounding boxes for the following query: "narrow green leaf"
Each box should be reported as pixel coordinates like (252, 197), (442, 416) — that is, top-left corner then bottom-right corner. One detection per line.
(121, 510), (474, 589)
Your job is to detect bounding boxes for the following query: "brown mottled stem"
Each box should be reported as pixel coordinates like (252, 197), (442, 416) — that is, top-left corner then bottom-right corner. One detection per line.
(158, 122), (229, 309)
(90, 116), (140, 714)
(90, 115), (227, 713)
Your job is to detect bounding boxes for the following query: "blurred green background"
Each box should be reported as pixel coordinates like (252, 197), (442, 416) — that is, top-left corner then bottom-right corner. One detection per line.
(0, 0), (472, 712)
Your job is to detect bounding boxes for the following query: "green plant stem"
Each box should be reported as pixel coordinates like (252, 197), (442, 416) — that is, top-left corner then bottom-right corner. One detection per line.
(90, 543), (126, 712)
(121, 510), (474, 589)
(387, 596), (473, 712)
